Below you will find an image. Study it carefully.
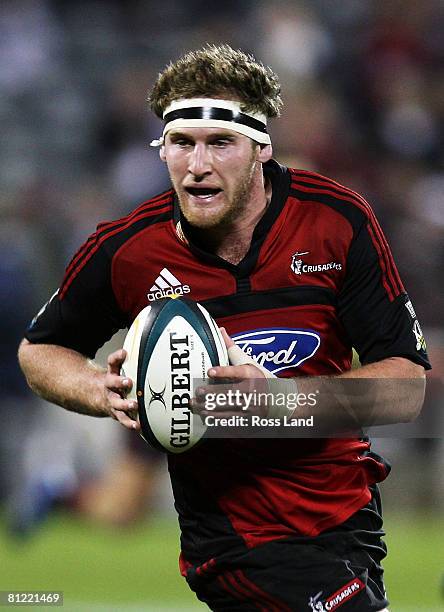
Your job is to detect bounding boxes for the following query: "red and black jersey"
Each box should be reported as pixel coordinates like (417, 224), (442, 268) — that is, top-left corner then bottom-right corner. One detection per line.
(26, 160), (430, 563)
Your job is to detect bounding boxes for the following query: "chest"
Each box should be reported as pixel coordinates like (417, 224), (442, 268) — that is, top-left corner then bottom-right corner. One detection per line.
(111, 206), (354, 376)
(215, 241), (250, 265)
(112, 202), (351, 317)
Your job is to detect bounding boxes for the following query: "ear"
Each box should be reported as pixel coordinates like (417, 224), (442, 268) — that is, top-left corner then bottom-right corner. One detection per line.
(257, 144), (273, 163)
(159, 144), (166, 162)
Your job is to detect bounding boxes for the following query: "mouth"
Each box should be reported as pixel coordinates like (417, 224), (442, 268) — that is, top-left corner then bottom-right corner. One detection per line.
(185, 186), (223, 200)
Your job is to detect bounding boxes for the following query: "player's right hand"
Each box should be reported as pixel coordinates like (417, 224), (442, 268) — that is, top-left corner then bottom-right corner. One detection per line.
(103, 348), (140, 431)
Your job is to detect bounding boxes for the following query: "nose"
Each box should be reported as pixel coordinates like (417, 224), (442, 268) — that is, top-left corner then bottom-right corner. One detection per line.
(188, 143), (212, 179)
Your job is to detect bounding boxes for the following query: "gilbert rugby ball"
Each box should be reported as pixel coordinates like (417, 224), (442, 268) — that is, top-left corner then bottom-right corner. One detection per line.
(121, 298), (228, 453)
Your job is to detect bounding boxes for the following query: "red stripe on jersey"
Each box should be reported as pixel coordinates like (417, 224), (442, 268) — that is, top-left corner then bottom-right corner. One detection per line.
(59, 202), (172, 299)
(315, 174), (404, 294)
(292, 170), (404, 294)
(95, 190), (174, 232)
(62, 194), (172, 285)
(234, 570), (291, 612)
(221, 572), (269, 611)
(368, 211), (404, 294)
(291, 176), (403, 300)
(366, 221), (395, 300)
(62, 192), (173, 282)
(195, 558), (217, 576)
(217, 574), (257, 607)
(178, 552), (192, 577)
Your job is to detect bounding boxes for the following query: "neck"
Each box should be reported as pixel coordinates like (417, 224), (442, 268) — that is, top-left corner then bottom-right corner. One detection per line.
(190, 173), (272, 264)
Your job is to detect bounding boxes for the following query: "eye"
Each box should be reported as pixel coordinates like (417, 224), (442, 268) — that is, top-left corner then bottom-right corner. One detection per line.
(212, 138), (233, 147)
(175, 138), (192, 147)
(170, 135), (193, 147)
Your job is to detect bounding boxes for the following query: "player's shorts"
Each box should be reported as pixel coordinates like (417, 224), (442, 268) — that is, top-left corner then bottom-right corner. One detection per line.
(182, 486), (389, 611)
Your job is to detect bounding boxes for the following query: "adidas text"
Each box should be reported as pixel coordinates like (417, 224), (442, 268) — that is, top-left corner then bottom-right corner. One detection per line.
(147, 285), (190, 301)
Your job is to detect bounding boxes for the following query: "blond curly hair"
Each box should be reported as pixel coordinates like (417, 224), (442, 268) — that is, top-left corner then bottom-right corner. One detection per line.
(148, 44), (282, 119)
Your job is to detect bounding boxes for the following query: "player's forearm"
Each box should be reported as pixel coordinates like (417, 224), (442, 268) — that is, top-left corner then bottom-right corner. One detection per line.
(296, 357), (426, 428)
(339, 356), (425, 381)
(222, 338), (426, 428)
(18, 339), (109, 417)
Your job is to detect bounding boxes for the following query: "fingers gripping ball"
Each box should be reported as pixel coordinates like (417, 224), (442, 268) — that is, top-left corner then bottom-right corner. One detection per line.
(227, 344), (298, 418)
(121, 298), (228, 453)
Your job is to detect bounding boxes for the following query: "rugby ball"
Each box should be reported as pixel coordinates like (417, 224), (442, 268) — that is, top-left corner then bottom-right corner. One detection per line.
(121, 298), (228, 453)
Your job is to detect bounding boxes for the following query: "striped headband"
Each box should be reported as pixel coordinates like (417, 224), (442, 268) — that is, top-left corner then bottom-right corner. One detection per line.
(150, 98), (271, 146)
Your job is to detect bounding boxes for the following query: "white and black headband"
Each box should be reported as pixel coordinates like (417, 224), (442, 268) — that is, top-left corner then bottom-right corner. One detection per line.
(150, 98), (271, 146)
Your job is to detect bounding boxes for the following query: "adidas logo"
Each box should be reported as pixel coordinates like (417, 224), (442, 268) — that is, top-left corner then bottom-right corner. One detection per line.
(147, 268), (191, 301)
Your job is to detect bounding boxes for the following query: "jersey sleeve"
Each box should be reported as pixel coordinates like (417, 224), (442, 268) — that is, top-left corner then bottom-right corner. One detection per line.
(337, 212), (431, 369)
(25, 231), (129, 358)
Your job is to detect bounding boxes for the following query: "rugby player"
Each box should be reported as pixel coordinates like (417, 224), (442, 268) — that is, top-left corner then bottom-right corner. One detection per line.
(19, 45), (429, 610)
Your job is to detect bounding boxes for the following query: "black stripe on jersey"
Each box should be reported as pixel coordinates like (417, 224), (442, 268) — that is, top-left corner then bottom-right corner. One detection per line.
(60, 197), (173, 299)
(289, 176), (403, 299)
(62, 190), (173, 286)
(202, 286), (336, 319)
(96, 189), (173, 233)
(289, 183), (365, 233)
(236, 277), (251, 294)
(216, 575), (248, 605)
(290, 169), (404, 295)
(60, 207), (172, 300)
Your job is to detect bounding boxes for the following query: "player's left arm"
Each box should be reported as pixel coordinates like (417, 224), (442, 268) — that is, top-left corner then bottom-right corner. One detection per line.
(302, 355), (426, 426)
(200, 335), (425, 428)
(327, 205), (430, 425)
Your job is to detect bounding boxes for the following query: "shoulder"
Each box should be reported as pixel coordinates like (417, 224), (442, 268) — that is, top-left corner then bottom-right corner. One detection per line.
(96, 189), (175, 243)
(84, 189), (175, 258)
(287, 168), (374, 232)
(59, 189), (174, 299)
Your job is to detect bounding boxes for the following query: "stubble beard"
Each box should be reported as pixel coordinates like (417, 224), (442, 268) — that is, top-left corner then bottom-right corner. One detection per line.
(174, 157), (257, 230)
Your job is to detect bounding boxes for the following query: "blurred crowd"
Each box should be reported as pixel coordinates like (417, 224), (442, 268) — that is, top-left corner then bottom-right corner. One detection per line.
(1, 0), (443, 533)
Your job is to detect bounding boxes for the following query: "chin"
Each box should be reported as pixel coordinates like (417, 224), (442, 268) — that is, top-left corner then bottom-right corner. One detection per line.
(183, 210), (229, 229)
(180, 198), (234, 229)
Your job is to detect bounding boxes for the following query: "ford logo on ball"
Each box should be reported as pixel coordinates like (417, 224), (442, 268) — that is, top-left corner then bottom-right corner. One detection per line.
(232, 328), (321, 374)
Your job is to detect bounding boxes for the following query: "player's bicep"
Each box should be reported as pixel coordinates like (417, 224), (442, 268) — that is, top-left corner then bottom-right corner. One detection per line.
(337, 218), (430, 370)
(25, 242), (127, 358)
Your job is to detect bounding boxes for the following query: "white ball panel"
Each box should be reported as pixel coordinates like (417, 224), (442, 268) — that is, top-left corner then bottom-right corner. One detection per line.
(120, 299), (227, 453)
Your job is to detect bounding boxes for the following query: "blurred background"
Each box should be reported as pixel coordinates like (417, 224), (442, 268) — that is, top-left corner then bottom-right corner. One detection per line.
(0, 0), (443, 610)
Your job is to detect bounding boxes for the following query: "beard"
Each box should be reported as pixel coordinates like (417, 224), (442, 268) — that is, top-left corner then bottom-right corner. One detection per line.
(173, 155), (257, 230)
